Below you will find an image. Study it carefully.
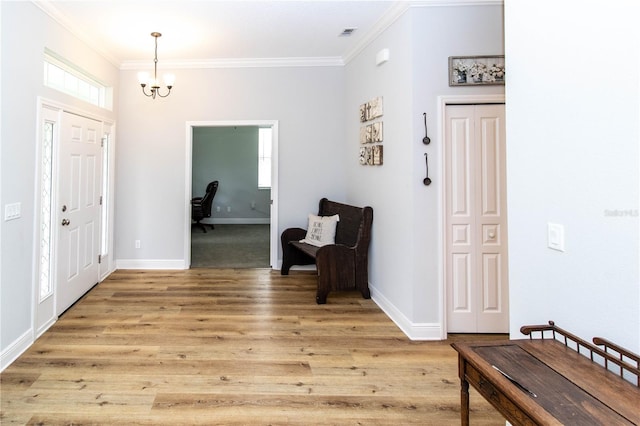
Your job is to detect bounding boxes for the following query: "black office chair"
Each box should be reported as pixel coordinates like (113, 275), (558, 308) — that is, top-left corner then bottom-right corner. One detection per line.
(191, 181), (218, 233)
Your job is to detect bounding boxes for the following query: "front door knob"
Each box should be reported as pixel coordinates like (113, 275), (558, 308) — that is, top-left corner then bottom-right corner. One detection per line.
(61, 218), (70, 226)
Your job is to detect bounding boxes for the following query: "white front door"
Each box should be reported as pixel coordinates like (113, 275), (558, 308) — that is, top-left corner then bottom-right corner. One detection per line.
(445, 104), (508, 333)
(56, 112), (102, 315)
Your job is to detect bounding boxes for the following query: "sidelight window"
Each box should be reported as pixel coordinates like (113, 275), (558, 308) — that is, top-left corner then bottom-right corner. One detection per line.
(39, 121), (55, 300)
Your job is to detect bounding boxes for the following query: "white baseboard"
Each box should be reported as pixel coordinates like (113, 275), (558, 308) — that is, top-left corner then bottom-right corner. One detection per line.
(370, 285), (444, 340)
(203, 218), (270, 225)
(35, 317), (57, 339)
(100, 265), (117, 281)
(116, 259), (188, 270)
(1, 329), (33, 372)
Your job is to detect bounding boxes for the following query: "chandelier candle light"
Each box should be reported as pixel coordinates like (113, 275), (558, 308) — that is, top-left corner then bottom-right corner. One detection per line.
(137, 32), (175, 99)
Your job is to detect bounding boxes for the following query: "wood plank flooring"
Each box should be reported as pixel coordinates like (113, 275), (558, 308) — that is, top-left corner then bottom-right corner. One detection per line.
(1, 269), (505, 425)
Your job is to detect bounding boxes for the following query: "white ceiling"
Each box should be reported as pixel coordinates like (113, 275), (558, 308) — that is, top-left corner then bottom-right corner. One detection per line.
(38, 0), (410, 68)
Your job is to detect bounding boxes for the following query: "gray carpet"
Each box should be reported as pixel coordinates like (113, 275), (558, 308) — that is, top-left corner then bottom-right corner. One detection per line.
(190, 224), (270, 268)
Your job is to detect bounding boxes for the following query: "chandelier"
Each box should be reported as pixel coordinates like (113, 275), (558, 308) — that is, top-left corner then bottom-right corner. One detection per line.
(137, 32), (175, 99)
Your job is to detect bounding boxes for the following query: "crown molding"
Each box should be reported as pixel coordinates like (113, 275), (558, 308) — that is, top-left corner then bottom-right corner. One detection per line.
(342, 0), (503, 65)
(410, 0), (502, 5)
(32, 0), (121, 67)
(34, 0), (502, 70)
(342, 1), (411, 65)
(35, 0), (343, 70)
(120, 56), (344, 70)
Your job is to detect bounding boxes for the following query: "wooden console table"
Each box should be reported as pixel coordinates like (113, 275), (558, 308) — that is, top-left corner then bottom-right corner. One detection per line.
(451, 321), (640, 425)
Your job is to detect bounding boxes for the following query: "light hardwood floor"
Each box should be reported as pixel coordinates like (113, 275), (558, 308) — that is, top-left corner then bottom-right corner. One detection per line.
(1, 269), (505, 425)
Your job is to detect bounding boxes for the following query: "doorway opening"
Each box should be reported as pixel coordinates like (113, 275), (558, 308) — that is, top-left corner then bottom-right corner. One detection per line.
(184, 121), (278, 269)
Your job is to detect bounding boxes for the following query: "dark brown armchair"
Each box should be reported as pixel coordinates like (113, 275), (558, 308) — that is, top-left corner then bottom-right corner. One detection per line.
(191, 180), (218, 233)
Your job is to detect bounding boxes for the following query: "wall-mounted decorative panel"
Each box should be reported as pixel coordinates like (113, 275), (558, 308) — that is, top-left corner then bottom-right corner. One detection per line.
(358, 96), (384, 166)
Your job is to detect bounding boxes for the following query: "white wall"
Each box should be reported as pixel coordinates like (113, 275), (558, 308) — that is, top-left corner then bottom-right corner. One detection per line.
(345, 10), (416, 330)
(410, 5), (504, 326)
(345, 4), (504, 337)
(0, 2), (119, 364)
(505, 0), (640, 351)
(115, 66), (346, 265)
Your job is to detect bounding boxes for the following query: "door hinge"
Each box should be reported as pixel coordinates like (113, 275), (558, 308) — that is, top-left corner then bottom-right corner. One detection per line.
(100, 195), (103, 205)
(98, 254), (102, 264)
(101, 137), (106, 148)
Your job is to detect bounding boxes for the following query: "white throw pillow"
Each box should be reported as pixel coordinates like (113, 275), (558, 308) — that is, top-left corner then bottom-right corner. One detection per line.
(300, 214), (340, 247)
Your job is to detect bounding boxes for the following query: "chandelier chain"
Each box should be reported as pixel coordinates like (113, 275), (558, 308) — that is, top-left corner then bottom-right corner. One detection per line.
(139, 32), (173, 99)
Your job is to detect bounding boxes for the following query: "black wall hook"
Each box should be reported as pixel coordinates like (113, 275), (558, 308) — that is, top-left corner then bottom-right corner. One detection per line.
(423, 112), (431, 145)
(423, 153), (431, 185)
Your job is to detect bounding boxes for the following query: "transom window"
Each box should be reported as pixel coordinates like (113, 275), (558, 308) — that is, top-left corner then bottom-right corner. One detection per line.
(44, 50), (111, 110)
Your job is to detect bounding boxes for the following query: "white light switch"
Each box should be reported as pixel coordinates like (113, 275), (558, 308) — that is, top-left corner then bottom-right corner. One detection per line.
(547, 222), (565, 252)
(4, 202), (21, 221)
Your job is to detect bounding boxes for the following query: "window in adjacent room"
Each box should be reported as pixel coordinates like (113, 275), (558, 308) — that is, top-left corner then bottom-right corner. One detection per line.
(258, 127), (272, 189)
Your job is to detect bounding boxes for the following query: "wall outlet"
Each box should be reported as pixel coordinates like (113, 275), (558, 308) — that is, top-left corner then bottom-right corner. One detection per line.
(216, 206), (220, 212)
(227, 206), (231, 213)
(135, 240), (141, 249)
(251, 201), (256, 210)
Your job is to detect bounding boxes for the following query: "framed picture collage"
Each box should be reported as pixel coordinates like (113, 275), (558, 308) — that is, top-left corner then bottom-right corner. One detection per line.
(359, 96), (383, 166)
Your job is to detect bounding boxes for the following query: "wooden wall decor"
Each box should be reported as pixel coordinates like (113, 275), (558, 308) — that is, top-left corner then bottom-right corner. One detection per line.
(359, 96), (384, 166)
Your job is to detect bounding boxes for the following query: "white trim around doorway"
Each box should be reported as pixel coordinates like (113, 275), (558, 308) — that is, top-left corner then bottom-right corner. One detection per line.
(184, 120), (279, 269)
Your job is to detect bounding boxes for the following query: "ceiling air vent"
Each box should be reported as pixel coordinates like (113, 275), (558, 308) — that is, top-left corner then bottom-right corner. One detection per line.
(339, 28), (357, 37)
